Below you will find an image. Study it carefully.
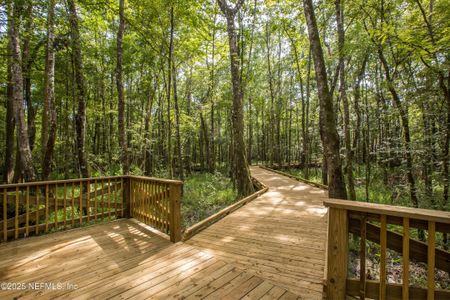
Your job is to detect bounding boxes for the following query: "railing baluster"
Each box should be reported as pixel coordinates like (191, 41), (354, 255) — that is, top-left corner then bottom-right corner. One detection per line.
(402, 217), (409, 300)
(359, 214), (366, 300)
(108, 178), (111, 221)
(94, 180), (97, 221)
(25, 186), (29, 237)
(428, 221), (435, 300)
(3, 188), (7, 242)
(379, 214), (387, 300)
(36, 186), (40, 234)
(120, 178), (124, 218)
(54, 184), (58, 229)
(63, 183), (67, 228)
(45, 184), (49, 233)
(79, 181), (83, 226)
(71, 182), (75, 227)
(101, 180), (105, 221)
(15, 187), (19, 239)
(87, 180), (90, 223)
(114, 179), (118, 219)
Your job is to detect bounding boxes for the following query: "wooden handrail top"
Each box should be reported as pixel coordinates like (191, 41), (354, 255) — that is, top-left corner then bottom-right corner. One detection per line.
(324, 198), (450, 224)
(127, 175), (183, 185)
(0, 175), (183, 189)
(0, 176), (124, 189)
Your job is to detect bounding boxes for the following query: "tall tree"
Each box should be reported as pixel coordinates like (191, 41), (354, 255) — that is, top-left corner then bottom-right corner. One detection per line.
(42, 0), (57, 180)
(116, 0), (129, 174)
(10, 1), (36, 181)
(217, 0), (254, 197)
(336, 0), (355, 200)
(67, 0), (90, 178)
(303, 0), (347, 199)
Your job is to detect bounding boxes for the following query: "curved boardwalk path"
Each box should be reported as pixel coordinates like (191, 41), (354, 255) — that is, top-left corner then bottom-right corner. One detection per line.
(0, 167), (328, 299)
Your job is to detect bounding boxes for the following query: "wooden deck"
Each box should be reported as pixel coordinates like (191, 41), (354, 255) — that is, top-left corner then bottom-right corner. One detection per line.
(0, 166), (328, 299)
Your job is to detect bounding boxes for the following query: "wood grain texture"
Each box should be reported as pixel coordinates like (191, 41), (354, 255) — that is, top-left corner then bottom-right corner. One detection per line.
(0, 166), (323, 299)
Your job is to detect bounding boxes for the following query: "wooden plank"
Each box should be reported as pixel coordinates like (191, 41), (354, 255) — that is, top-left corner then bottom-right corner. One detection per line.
(241, 281), (274, 299)
(346, 279), (450, 300)
(380, 214), (387, 300)
(325, 199), (450, 224)
(326, 207), (348, 300)
(428, 221), (435, 300)
(403, 217), (409, 300)
(220, 276), (264, 299)
(260, 286), (287, 299)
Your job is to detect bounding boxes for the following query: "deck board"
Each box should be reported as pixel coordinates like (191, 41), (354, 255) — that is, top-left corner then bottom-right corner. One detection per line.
(0, 166), (327, 299)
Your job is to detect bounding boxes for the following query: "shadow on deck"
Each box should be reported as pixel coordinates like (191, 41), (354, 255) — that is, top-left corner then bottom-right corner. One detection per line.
(0, 167), (328, 299)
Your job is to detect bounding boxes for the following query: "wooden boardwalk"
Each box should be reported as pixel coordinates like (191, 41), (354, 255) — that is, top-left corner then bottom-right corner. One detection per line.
(0, 166), (328, 299)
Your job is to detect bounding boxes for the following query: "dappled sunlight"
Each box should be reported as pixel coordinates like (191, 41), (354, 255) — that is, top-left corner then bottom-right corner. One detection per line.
(220, 236), (235, 243)
(306, 206), (328, 216)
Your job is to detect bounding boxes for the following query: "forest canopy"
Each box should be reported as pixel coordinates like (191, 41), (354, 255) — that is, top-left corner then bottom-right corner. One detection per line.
(0, 0), (449, 209)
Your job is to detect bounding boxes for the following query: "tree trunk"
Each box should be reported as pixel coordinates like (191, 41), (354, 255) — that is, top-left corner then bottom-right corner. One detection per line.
(303, 0), (347, 199)
(4, 6), (15, 183)
(42, 0), (57, 181)
(22, 1), (36, 152)
(68, 0), (90, 178)
(10, 1), (36, 181)
(336, 0), (356, 200)
(218, 0), (254, 197)
(116, 0), (129, 175)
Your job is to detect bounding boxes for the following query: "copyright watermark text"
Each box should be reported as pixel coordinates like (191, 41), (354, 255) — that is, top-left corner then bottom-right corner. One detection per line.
(1, 282), (78, 291)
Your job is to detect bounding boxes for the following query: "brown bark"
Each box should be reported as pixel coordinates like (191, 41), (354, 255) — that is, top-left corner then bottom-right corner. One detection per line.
(218, 0), (254, 197)
(336, 0), (355, 200)
(4, 5), (15, 183)
(303, 0), (347, 199)
(116, 0), (129, 175)
(10, 1), (36, 181)
(68, 0), (90, 178)
(42, 0), (57, 181)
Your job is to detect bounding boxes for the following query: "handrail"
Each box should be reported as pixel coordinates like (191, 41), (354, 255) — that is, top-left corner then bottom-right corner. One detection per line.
(323, 198), (450, 299)
(325, 199), (450, 224)
(0, 174), (183, 244)
(0, 175), (182, 189)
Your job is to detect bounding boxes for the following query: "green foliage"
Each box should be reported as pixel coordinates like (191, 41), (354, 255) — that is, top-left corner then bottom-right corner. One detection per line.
(181, 172), (237, 229)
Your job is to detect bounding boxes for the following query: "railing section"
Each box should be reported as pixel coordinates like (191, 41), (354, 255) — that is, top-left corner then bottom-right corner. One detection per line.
(324, 199), (450, 300)
(128, 176), (182, 242)
(0, 177), (124, 242)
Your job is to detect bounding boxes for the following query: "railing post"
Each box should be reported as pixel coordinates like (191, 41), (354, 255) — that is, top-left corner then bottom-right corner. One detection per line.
(169, 183), (182, 243)
(122, 177), (131, 218)
(326, 207), (348, 299)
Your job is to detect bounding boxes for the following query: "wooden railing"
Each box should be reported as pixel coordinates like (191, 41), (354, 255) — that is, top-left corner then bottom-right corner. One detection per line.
(0, 175), (183, 243)
(324, 199), (450, 300)
(0, 176), (124, 242)
(128, 176), (182, 242)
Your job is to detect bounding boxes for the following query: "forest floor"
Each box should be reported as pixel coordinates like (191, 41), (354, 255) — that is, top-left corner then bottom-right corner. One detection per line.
(180, 172), (237, 229)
